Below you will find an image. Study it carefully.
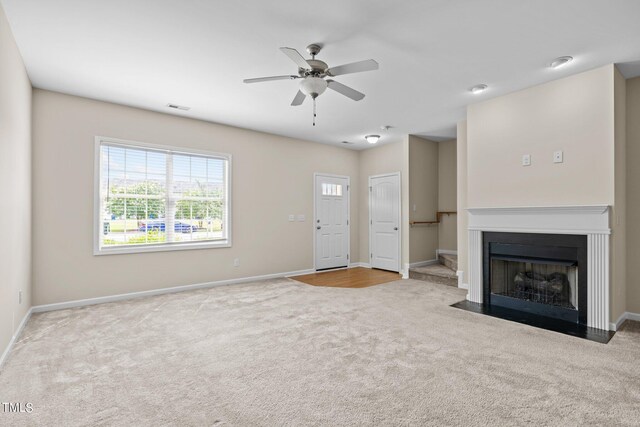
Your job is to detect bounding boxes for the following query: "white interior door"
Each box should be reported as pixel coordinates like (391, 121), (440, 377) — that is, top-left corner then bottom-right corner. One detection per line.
(369, 173), (400, 272)
(315, 174), (349, 270)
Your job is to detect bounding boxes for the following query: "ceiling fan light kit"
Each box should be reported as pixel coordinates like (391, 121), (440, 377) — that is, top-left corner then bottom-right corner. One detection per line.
(244, 43), (379, 126)
(299, 76), (327, 98)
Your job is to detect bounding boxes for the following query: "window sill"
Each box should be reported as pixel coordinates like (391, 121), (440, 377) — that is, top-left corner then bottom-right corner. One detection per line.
(94, 240), (231, 256)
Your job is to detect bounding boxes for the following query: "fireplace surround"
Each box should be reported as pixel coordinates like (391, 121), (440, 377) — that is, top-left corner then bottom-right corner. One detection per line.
(464, 205), (612, 333)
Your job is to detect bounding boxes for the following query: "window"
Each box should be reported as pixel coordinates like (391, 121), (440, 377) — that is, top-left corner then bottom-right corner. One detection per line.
(321, 183), (342, 196)
(95, 137), (231, 254)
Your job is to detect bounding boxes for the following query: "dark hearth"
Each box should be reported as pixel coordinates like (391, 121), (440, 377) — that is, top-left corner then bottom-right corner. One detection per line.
(450, 300), (614, 344)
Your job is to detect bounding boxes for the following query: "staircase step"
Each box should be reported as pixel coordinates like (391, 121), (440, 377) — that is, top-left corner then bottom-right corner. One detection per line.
(409, 264), (458, 287)
(438, 253), (458, 272)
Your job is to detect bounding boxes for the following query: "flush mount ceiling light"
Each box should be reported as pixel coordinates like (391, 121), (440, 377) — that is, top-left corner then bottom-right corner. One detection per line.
(470, 84), (488, 95)
(550, 56), (574, 69)
(365, 134), (380, 144)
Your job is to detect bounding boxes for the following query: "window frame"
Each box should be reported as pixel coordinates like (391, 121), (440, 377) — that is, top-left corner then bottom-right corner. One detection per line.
(93, 136), (232, 255)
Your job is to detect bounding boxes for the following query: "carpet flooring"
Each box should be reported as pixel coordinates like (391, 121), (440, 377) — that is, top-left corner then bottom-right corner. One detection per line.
(1, 278), (639, 426)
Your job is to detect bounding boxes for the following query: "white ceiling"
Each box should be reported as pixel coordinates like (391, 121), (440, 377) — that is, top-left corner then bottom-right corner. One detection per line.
(4, 0), (640, 149)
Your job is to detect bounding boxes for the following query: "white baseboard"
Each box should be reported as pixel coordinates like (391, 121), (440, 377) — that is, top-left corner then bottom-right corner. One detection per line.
(611, 311), (640, 331)
(436, 249), (458, 257)
(402, 263), (410, 279)
(456, 270), (469, 289)
(627, 312), (640, 322)
(32, 268), (315, 314)
(0, 308), (33, 371)
(349, 262), (371, 268)
(408, 259), (438, 269)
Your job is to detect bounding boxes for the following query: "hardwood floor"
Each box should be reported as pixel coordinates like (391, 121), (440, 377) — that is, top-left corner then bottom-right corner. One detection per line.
(292, 267), (401, 288)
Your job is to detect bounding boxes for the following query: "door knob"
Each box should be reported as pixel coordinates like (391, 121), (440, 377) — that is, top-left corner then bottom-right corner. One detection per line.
(317, 226), (322, 230)
(394, 227), (398, 230)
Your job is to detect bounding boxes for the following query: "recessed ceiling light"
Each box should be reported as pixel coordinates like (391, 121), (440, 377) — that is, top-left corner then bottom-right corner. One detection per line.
(550, 56), (573, 69)
(365, 134), (380, 144)
(166, 103), (190, 111)
(470, 84), (488, 95)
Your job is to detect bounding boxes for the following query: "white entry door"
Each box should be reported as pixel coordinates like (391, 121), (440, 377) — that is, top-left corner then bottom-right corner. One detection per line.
(315, 174), (350, 270)
(369, 173), (401, 272)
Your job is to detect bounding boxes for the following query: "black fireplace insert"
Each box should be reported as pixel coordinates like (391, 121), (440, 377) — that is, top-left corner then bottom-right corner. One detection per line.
(483, 232), (587, 324)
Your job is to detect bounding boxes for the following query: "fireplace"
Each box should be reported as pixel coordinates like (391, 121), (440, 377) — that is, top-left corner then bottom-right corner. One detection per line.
(483, 232), (587, 324)
(458, 205), (613, 340)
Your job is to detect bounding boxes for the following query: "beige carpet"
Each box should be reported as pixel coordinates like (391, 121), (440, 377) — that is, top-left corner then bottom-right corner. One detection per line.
(1, 278), (639, 426)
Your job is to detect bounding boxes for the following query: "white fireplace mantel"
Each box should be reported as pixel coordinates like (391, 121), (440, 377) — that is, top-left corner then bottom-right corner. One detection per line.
(467, 205), (610, 235)
(467, 205), (611, 330)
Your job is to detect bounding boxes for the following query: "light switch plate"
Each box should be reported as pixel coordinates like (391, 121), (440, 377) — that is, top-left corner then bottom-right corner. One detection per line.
(297, 214), (305, 222)
(553, 150), (563, 163)
(522, 154), (531, 166)
(288, 214), (295, 222)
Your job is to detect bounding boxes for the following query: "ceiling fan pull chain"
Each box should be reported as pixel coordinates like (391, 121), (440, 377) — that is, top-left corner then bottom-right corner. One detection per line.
(313, 97), (317, 126)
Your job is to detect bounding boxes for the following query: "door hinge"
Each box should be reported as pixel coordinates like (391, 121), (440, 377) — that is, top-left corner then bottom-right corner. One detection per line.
(370, 253), (373, 258)
(347, 185), (350, 191)
(347, 219), (349, 225)
(370, 219), (372, 225)
(347, 254), (349, 260)
(369, 186), (372, 191)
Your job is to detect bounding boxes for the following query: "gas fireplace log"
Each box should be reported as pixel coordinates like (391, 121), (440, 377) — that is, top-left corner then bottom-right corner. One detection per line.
(513, 271), (571, 305)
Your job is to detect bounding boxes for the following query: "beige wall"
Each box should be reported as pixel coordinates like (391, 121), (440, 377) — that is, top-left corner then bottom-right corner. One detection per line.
(408, 136), (438, 263)
(611, 68), (626, 321)
(32, 90), (360, 305)
(626, 76), (640, 314)
(456, 121), (468, 283)
(467, 65), (615, 208)
(357, 141), (405, 266)
(438, 139), (457, 251)
(0, 4), (32, 360)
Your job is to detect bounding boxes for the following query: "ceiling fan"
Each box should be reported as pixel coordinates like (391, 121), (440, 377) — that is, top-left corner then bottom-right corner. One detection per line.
(243, 44), (378, 125)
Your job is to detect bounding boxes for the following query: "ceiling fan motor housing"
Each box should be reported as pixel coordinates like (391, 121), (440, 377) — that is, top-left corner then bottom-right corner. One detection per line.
(299, 59), (328, 76)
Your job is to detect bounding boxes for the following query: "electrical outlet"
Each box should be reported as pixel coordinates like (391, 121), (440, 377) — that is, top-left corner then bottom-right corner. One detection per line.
(233, 258), (240, 267)
(19, 290), (22, 304)
(522, 154), (531, 166)
(553, 150), (563, 163)
(412, 204), (417, 212)
(288, 214), (295, 222)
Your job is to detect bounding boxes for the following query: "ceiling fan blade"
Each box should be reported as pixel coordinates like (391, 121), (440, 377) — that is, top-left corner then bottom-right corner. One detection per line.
(327, 80), (365, 101)
(243, 75), (298, 84)
(327, 59), (379, 76)
(291, 90), (306, 106)
(280, 47), (312, 70)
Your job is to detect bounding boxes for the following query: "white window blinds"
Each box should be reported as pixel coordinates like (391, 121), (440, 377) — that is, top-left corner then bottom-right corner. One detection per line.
(96, 138), (231, 254)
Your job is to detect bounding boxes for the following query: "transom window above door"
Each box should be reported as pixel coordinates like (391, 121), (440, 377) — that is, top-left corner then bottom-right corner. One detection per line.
(94, 137), (231, 255)
(321, 183), (343, 196)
